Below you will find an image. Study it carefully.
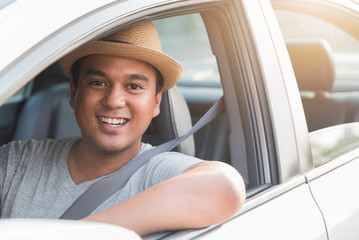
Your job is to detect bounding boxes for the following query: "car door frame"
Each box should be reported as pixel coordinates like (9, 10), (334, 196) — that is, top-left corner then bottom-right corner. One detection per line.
(148, 0), (328, 238)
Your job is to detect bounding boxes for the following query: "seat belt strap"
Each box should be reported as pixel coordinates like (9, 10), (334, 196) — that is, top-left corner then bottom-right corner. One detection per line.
(60, 96), (225, 220)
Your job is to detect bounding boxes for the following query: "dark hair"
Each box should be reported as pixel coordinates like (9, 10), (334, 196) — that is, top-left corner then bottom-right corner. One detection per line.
(71, 56), (164, 94)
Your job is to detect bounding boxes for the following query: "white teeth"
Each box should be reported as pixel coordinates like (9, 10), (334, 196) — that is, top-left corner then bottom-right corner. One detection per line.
(108, 118), (115, 124)
(99, 116), (127, 125)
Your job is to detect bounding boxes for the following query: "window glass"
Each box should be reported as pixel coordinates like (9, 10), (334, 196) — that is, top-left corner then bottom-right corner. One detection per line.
(275, 10), (359, 166)
(154, 14), (221, 88)
(275, 10), (359, 85)
(310, 123), (359, 167)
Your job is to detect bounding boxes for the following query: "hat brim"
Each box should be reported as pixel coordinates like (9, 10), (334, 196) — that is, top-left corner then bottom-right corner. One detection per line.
(59, 41), (183, 91)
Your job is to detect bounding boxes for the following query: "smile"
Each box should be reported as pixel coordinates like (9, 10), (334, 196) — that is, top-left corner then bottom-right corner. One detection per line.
(98, 116), (128, 126)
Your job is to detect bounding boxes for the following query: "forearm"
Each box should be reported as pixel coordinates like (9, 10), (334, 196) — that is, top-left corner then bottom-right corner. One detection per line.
(83, 161), (246, 236)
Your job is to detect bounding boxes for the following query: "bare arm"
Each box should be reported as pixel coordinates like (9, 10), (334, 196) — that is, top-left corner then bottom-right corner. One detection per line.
(83, 161), (246, 236)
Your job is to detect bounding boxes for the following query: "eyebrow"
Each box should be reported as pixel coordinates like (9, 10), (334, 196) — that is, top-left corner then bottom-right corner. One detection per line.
(126, 73), (149, 82)
(84, 69), (107, 78)
(84, 69), (149, 82)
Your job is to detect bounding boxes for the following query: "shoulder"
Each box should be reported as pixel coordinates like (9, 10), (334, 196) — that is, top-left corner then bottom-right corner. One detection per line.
(0, 137), (79, 193)
(137, 143), (204, 174)
(1, 137), (79, 168)
(140, 148), (205, 188)
(150, 151), (203, 168)
(2, 137), (78, 154)
(138, 142), (203, 166)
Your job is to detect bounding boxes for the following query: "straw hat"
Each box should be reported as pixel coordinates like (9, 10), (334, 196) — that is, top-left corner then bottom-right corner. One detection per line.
(59, 22), (182, 91)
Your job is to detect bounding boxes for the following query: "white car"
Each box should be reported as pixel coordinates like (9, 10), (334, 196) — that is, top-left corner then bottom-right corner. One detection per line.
(1, 0), (359, 239)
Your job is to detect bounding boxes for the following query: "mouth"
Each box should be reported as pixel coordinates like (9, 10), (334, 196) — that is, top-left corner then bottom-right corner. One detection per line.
(98, 116), (129, 126)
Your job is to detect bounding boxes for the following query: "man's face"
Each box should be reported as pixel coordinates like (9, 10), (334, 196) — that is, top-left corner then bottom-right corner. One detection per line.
(70, 55), (162, 155)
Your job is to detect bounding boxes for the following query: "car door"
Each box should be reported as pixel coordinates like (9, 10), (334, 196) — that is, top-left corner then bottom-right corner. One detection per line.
(272, 0), (359, 239)
(176, 0), (327, 238)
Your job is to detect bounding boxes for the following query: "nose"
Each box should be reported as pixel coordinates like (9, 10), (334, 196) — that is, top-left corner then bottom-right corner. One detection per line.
(102, 85), (126, 109)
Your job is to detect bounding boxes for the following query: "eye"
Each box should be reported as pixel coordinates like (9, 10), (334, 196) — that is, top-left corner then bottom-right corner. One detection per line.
(127, 83), (143, 90)
(90, 81), (107, 87)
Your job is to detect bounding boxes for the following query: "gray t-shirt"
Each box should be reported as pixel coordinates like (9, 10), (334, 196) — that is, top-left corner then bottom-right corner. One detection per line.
(0, 137), (202, 218)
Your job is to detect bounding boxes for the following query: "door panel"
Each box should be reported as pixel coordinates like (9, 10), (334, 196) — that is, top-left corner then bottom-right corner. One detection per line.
(199, 179), (327, 239)
(307, 157), (359, 239)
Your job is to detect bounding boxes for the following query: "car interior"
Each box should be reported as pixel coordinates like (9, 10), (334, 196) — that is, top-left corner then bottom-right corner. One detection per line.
(1, 9), (359, 200)
(0, 13), (237, 193)
(287, 40), (359, 132)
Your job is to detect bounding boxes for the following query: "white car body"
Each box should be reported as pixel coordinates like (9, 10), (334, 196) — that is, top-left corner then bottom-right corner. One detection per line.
(1, 0), (359, 239)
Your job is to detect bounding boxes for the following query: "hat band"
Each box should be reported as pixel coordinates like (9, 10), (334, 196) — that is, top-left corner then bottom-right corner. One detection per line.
(101, 39), (134, 45)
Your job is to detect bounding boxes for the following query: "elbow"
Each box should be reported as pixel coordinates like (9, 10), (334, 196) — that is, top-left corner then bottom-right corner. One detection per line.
(184, 161), (246, 227)
(217, 162), (246, 218)
(199, 161), (246, 223)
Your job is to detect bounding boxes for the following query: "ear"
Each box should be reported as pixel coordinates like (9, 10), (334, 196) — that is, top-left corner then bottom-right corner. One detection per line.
(152, 90), (162, 118)
(69, 78), (77, 110)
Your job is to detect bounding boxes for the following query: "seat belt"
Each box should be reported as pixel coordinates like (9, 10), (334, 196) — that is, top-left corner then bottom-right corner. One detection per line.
(60, 96), (225, 220)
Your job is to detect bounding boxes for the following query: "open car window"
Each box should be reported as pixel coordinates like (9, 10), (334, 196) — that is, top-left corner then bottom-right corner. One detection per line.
(155, 11), (272, 192)
(10, 8), (269, 192)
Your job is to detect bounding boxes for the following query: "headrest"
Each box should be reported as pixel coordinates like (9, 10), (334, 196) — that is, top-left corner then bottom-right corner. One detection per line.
(142, 86), (195, 156)
(286, 39), (335, 92)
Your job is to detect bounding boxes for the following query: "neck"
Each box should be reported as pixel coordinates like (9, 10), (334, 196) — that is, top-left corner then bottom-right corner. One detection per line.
(68, 139), (141, 185)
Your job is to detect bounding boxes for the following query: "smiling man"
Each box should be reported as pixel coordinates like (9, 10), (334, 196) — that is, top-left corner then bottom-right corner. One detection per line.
(67, 55), (162, 183)
(0, 22), (245, 236)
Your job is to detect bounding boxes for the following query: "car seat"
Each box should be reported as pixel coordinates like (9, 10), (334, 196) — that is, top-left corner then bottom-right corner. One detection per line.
(287, 39), (359, 132)
(13, 74), (195, 156)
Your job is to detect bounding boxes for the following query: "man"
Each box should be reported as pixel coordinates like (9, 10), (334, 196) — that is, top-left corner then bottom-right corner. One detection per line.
(0, 22), (245, 236)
